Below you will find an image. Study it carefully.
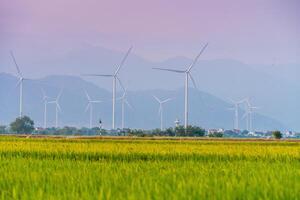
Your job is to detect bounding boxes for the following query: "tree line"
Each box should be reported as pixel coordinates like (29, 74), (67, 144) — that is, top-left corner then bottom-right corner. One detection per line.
(0, 115), (284, 139)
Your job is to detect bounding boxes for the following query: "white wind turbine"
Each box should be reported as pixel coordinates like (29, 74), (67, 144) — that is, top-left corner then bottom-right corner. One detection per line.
(83, 47), (132, 129)
(242, 98), (259, 132)
(41, 88), (54, 129)
(84, 90), (102, 129)
(49, 90), (63, 128)
(153, 95), (172, 131)
(228, 98), (246, 130)
(117, 88), (132, 130)
(10, 51), (29, 117)
(153, 43), (208, 129)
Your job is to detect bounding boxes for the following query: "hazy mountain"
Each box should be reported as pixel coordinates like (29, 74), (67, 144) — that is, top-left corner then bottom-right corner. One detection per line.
(0, 73), (286, 131)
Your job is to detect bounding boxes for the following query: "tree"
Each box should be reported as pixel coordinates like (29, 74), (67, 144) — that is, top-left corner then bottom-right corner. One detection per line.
(208, 132), (223, 137)
(165, 127), (175, 136)
(175, 125), (205, 137)
(272, 131), (282, 139)
(57, 126), (78, 135)
(0, 126), (6, 134)
(10, 116), (34, 134)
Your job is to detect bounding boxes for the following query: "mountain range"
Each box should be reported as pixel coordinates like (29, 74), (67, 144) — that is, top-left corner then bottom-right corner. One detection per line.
(0, 43), (299, 130)
(0, 73), (286, 131)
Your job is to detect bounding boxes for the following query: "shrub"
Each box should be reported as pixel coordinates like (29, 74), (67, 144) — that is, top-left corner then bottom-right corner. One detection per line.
(208, 132), (223, 138)
(272, 131), (282, 139)
(175, 125), (205, 137)
(10, 116), (34, 134)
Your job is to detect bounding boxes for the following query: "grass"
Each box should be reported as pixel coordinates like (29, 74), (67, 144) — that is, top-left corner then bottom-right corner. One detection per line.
(0, 136), (299, 199)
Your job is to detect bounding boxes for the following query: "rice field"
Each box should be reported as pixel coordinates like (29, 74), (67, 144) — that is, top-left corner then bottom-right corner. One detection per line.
(0, 136), (299, 200)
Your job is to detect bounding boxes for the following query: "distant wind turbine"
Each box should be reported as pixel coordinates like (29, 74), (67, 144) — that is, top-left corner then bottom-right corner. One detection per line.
(228, 98), (246, 130)
(153, 43), (208, 129)
(10, 51), (29, 117)
(41, 88), (54, 129)
(242, 98), (259, 132)
(83, 46), (132, 129)
(49, 90), (63, 128)
(84, 90), (102, 129)
(153, 95), (172, 131)
(117, 87), (132, 130)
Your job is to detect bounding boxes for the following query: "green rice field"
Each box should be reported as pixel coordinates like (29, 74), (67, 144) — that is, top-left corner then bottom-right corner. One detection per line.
(0, 136), (299, 200)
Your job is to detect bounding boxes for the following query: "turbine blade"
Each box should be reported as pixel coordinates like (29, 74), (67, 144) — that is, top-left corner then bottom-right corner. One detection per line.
(115, 46), (133, 75)
(84, 89), (91, 101)
(242, 112), (248, 119)
(117, 77), (125, 92)
(84, 103), (90, 113)
(40, 88), (48, 101)
(125, 100), (133, 109)
(187, 43), (208, 72)
(189, 73), (198, 89)
(116, 96), (124, 101)
(81, 74), (113, 77)
(57, 89), (63, 100)
(152, 68), (185, 73)
(122, 91), (126, 99)
(161, 98), (172, 103)
(91, 100), (102, 103)
(10, 51), (22, 77)
(153, 95), (161, 103)
(56, 103), (62, 112)
(14, 78), (22, 89)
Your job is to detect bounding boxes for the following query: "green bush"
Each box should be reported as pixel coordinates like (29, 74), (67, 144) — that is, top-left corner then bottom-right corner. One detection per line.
(208, 132), (223, 137)
(0, 126), (6, 134)
(175, 125), (205, 137)
(272, 131), (282, 139)
(10, 116), (34, 134)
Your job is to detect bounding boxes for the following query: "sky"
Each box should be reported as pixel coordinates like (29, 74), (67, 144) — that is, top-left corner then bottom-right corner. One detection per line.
(0, 0), (299, 65)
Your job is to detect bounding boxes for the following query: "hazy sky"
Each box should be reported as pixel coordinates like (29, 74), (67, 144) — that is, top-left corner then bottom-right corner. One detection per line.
(0, 0), (299, 64)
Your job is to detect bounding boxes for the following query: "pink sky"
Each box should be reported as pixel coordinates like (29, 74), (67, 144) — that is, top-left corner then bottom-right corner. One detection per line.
(0, 0), (299, 64)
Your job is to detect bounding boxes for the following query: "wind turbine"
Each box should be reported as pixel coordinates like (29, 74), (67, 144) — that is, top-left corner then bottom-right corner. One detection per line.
(228, 98), (246, 130)
(10, 51), (29, 117)
(153, 43), (208, 129)
(117, 88), (132, 130)
(242, 98), (259, 132)
(41, 88), (53, 129)
(153, 95), (172, 131)
(83, 46), (132, 129)
(49, 90), (63, 128)
(84, 90), (102, 129)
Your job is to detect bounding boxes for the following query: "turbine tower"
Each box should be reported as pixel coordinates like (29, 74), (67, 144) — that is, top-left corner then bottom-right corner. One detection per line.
(49, 90), (63, 128)
(153, 95), (172, 131)
(153, 43), (208, 129)
(242, 98), (259, 132)
(228, 98), (246, 130)
(83, 47), (132, 129)
(10, 51), (29, 117)
(41, 88), (53, 129)
(117, 88), (132, 130)
(84, 90), (102, 129)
